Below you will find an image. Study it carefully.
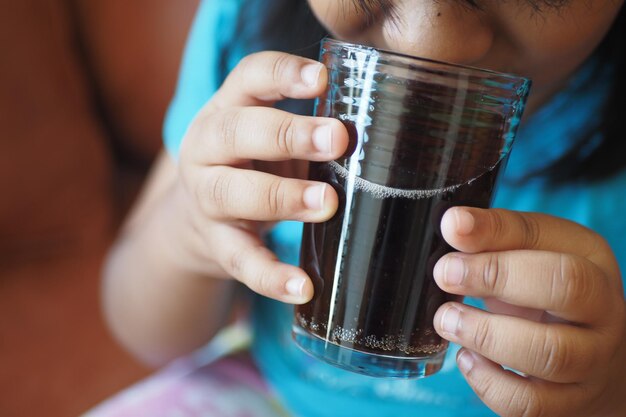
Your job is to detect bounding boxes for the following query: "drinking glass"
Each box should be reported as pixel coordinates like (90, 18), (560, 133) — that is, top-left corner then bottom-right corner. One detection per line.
(293, 38), (531, 378)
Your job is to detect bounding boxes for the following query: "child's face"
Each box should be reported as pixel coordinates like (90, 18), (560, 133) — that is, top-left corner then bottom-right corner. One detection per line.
(308, 0), (623, 112)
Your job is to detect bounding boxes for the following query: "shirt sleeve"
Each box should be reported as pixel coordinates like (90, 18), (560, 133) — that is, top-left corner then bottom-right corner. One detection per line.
(163, 0), (244, 159)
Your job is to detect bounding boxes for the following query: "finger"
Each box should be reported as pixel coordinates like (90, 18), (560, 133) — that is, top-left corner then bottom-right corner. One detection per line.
(455, 349), (587, 417)
(183, 107), (348, 166)
(440, 207), (619, 279)
(192, 166), (337, 222)
(433, 250), (610, 325)
(434, 303), (598, 383)
(210, 223), (313, 304)
(209, 51), (327, 109)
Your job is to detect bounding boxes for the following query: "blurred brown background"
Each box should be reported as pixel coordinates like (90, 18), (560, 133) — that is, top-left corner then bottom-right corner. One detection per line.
(0, 0), (199, 416)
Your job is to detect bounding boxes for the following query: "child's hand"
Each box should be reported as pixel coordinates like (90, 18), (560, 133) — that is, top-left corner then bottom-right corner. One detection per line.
(433, 207), (626, 417)
(173, 51), (348, 304)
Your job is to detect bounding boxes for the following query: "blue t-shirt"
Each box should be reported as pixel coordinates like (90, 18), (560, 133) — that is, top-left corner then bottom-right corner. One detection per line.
(164, 1), (626, 416)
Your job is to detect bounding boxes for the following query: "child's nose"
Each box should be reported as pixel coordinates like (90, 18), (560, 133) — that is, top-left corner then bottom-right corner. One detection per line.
(373, 5), (495, 67)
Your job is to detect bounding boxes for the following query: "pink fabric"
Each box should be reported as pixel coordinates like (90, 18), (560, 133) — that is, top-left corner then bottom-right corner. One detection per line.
(82, 354), (293, 417)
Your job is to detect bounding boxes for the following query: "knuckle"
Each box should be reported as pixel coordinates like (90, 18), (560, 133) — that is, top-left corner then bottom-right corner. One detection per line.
(271, 53), (292, 86)
(535, 326), (597, 382)
(465, 365), (488, 397)
(204, 169), (232, 215)
(514, 386), (546, 417)
(258, 266), (279, 297)
(469, 375), (490, 401)
(481, 253), (504, 295)
(556, 254), (597, 311)
(488, 209), (507, 239)
(227, 246), (249, 279)
(467, 366), (498, 407)
(265, 178), (289, 218)
(227, 245), (278, 296)
(275, 115), (297, 156)
(214, 109), (242, 157)
(537, 328), (565, 379)
(466, 358), (550, 417)
(472, 317), (496, 354)
(465, 362), (545, 417)
(518, 213), (541, 249)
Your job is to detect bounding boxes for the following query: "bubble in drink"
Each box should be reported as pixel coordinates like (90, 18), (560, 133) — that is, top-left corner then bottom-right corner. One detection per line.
(328, 160), (497, 200)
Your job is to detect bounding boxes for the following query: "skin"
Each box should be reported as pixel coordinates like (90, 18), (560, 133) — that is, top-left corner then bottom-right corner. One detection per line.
(103, 1), (626, 415)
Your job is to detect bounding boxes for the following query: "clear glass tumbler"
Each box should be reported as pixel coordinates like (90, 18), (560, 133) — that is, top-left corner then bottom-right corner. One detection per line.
(293, 38), (531, 378)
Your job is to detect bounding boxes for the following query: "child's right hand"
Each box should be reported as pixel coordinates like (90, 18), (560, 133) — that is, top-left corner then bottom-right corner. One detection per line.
(175, 51), (349, 305)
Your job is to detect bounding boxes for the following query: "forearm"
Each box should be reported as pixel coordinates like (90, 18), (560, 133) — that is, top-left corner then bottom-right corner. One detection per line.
(102, 153), (236, 367)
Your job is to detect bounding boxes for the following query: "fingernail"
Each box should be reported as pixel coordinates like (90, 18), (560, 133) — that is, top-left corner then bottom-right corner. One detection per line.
(444, 256), (465, 286)
(286, 277), (305, 297)
(441, 306), (461, 335)
(454, 209), (475, 235)
(313, 125), (333, 155)
(457, 349), (475, 373)
(303, 184), (326, 211)
(301, 63), (322, 87)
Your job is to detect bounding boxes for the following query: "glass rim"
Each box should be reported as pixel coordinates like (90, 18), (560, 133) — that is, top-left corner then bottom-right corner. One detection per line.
(321, 37), (531, 85)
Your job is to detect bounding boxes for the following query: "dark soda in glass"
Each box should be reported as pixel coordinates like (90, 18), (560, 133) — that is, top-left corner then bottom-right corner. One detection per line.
(292, 38), (530, 378)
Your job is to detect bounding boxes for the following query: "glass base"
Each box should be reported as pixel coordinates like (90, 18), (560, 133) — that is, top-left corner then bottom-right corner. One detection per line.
(292, 325), (445, 378)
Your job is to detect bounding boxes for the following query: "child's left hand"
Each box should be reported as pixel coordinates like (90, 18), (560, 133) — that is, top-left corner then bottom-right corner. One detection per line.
(433, 207), (626, 417)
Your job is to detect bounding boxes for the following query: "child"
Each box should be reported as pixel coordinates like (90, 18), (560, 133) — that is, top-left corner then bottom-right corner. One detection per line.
(89, 1), (626, 416)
